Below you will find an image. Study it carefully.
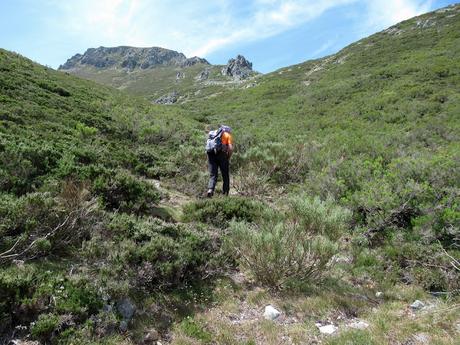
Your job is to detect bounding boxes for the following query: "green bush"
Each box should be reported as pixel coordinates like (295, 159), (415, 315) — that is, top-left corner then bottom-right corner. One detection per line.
(85, 214), (221, 291)
(0, 138), (60, 195)
(31, 313), (60, 339)
(0, 264), (37, 334)
(0, 181), (98, 262)
(288, 195), (351, 241)
(228, 196), (351, 289)
(93, 170), (160, 214)
(385, 240), (460, 292)
(0, 264), (102, 339)
(183, 196), (266, 226)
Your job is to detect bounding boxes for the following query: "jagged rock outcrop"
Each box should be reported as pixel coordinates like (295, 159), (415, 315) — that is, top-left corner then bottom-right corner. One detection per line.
(176, 71), (185, 80)
(154, 91), (178, 105)
(221, 55), (253, 80)
(181, 56), (209, 67)
(59, 46), (209, 71)
(196, 68), (210, 81)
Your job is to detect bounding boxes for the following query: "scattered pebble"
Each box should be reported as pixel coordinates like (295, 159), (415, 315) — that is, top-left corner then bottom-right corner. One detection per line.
(375, 291), (383, 298)
(119, 320), (128, 332)
(410, 300), (425, 310)
(347, 319), (370, 330)
(144, 328), (160, 344)
(263, 305), (281, 320)
(315, 323), (338, 335)
(411, 332), (431, 344)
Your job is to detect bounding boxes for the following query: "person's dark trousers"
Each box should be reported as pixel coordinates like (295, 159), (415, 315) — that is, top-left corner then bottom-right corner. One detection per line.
(207, 151), (230, 195)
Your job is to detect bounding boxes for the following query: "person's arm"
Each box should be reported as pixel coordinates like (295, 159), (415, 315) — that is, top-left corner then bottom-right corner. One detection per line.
(227, 143), (234, 159)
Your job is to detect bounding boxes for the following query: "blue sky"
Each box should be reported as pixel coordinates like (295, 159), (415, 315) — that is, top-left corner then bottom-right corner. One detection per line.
(0, 0), (457, 73)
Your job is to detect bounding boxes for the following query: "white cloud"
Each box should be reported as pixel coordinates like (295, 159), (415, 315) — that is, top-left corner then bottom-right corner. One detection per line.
(45, 0), (357, 58)
(43, 0), (434, 62)
(364, 0), (433, 30)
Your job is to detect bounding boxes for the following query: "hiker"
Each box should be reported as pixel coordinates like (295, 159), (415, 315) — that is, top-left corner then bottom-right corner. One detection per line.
(205, 125), (234, 197)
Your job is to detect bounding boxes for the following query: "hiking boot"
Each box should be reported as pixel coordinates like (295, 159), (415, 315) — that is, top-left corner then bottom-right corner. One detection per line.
(206, 189), (214, 198)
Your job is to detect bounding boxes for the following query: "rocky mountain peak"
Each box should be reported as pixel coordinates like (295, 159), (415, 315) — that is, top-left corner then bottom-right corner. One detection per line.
(221, 55), (253, 80)
(59, 46), (209, 71)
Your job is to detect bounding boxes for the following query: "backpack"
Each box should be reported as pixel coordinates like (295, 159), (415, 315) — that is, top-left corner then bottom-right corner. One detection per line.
(205, 127), (224, 153)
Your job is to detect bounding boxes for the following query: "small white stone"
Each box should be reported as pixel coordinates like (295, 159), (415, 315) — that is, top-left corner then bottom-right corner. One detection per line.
(412, 333), (430, 344)
(263, 305), (281, 320)
(410, 300), (425, 310)
(348, 320), (369, 330)
(316, 323), (338, 335)
(375, 291), (383, 298)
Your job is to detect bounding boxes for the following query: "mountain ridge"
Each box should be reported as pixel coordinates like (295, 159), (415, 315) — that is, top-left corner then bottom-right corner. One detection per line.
(59, 46), (209, 71)
(59, 46), (259, 103)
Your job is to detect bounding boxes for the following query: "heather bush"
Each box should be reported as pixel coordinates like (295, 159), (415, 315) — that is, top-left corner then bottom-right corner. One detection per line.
(30, 313), (60, 340)
(0, 264), (102, 340)
(0, 180), (98, 263)
(85, 214), (221, 292)
(92, 169), (160, 214)
(183, 196), (267, 226)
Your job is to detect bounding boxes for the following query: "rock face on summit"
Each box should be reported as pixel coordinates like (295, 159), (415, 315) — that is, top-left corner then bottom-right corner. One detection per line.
(59, 46), (209, 71)
(221, 55), (253, 80)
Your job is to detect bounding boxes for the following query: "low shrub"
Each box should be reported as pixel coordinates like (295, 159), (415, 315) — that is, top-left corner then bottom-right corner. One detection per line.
(31, 313), (60, 340)
(134, 227), (215, 290)
(183, 196), (266, 226)
(0, 180), (98, 263)
(0, 264), (102, 340)
(93, 170), (160, 214)
(385, 240), (460, 293)
(228, 196), (351, 289)
(86, 214), (222, 291)
(233, 165), (272, 197)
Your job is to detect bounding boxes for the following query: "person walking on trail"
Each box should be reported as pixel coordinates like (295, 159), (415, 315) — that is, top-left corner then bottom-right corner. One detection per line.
(205, 125), (234, 197)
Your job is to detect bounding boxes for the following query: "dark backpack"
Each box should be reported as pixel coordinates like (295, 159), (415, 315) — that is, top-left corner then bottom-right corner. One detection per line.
(205, 127), (224, 153)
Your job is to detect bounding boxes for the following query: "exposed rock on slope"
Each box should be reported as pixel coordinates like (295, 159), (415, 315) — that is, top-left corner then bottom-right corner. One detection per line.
(154, 91), (179, 105)
(59, 46), (210, 71)
(59, 47), (260, 102)
(181, 56), (209, 67)
(221, 55), (254, 79)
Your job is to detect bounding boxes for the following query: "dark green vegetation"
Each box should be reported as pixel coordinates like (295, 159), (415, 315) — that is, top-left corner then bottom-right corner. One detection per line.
(0, 49), (222, 343)
(1, 4), (460, 345)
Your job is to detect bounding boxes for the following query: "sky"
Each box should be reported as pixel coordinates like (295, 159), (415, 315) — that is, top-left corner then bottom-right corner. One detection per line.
(0, 0), (457, 73)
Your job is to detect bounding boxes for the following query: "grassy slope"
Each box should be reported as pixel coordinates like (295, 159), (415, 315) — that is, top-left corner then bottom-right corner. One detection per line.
(0, 48), (201, 183)
(64, 62), (259, 103)
(183, 6), (460, 143)
(178, 4), (460, 206)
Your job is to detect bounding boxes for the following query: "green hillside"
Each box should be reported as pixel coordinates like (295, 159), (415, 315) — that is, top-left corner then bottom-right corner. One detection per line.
(1, 4), (460, 345)
(62, 62), (242, 102)
(0, 48), (219, 343)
